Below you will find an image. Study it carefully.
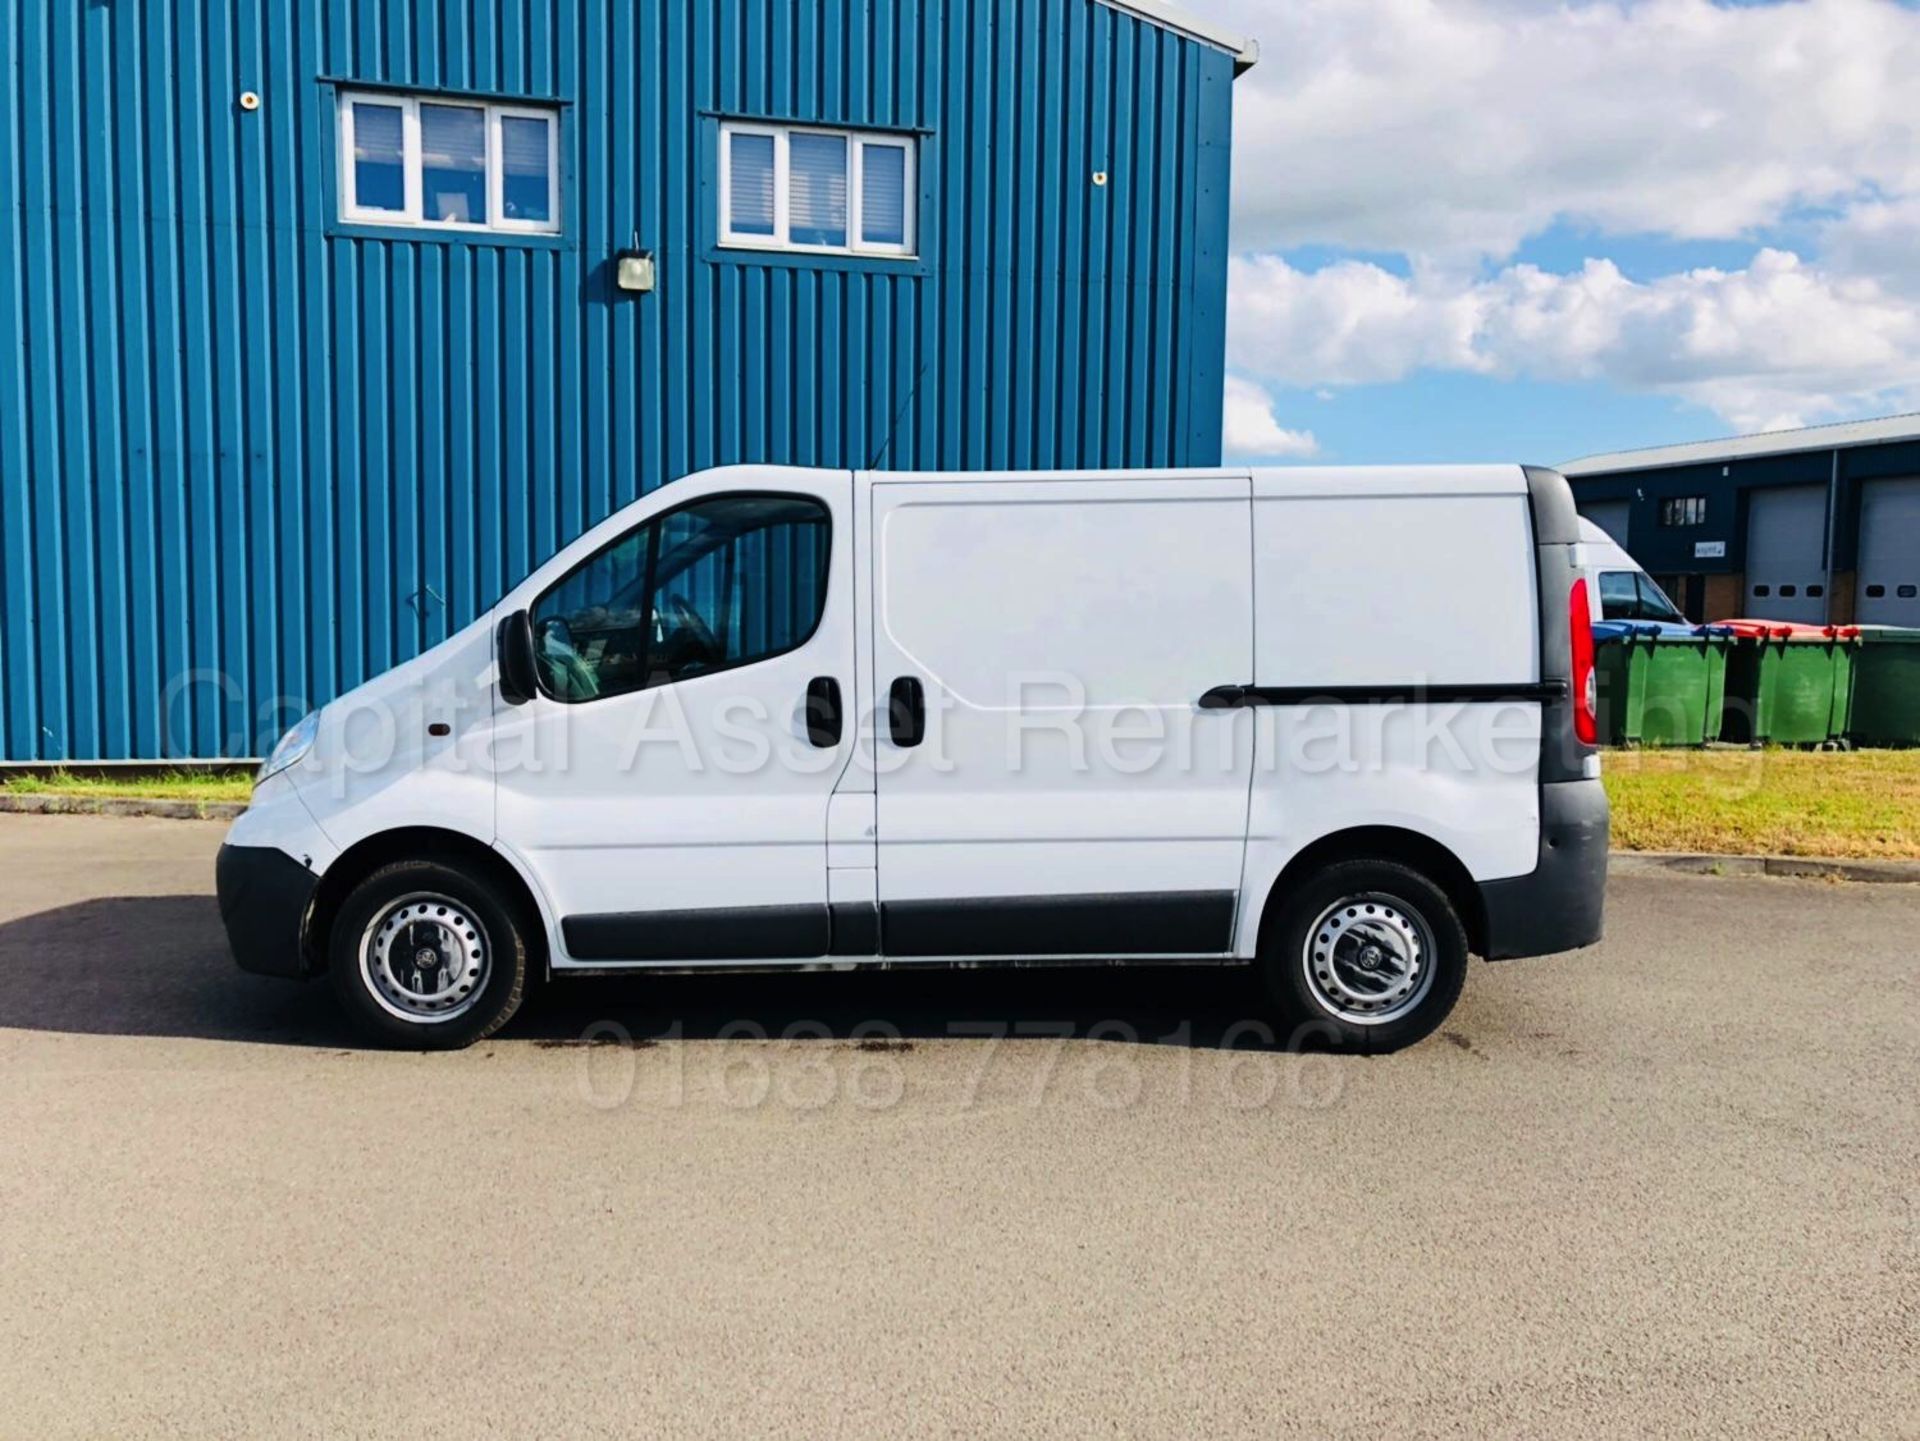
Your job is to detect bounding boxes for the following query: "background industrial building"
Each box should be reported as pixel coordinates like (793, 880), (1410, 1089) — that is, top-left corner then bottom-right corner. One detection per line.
(1565, 415), (1920, 629)
(0, 0), (1254, 762)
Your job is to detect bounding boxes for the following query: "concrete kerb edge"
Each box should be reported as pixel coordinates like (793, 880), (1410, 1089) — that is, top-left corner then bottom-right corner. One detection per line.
(1610, 851), (1920, 884)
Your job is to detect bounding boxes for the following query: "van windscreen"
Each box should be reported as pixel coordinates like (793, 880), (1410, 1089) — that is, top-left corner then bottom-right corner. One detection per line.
(1599, 571), (1684, 622)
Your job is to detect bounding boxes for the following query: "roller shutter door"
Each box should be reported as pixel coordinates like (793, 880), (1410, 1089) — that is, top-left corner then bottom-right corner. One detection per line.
(1744, 485), (1828, 624)
(1855, 477), (1920, 627)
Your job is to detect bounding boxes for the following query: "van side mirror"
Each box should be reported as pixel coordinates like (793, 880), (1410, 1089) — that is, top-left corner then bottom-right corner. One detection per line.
(497, 610), (539, 706)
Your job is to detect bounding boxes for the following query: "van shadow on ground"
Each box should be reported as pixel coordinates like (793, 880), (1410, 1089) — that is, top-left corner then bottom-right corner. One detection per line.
(0, 896), (1292, 1051)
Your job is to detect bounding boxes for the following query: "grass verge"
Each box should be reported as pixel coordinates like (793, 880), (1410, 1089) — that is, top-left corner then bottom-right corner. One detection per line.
(0, 768), (253, 806)
(1603, 748), (1920, 860)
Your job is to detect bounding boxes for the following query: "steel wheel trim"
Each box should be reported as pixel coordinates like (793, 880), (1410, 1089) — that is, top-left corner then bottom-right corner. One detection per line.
(358, 893), (491, 1025)
(1301, 893), (1438, 1027)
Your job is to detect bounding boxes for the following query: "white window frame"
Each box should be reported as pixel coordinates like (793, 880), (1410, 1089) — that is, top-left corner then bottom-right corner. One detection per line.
(338, 90), (560, 235)
(718, 120), (915, 259)
(490, 103), (564, 233)
(719, 120), (784, 248)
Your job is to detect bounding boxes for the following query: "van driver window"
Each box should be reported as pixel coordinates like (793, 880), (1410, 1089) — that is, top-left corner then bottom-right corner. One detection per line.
(1598, 571), (1641, 620)
(529, 494), (830, 703)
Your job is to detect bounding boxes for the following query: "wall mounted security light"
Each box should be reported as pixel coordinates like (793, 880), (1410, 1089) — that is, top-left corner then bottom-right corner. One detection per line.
(615, 250), (656, 294)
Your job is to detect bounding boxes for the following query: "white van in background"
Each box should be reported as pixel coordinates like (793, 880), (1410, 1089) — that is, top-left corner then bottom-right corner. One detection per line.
(218, 464), (1609, 1054)
(1578, 516), (1690, 624)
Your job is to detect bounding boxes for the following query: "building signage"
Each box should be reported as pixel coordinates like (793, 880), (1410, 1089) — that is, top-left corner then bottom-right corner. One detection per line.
(1694, 540), (1728, 559)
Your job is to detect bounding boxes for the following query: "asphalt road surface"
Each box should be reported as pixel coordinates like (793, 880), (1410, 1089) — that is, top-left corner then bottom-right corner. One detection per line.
(1, 813), (1915, 1438)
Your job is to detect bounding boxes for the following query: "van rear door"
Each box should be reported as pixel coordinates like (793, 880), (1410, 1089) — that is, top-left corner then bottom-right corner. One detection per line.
(865, 472), (1255, 959)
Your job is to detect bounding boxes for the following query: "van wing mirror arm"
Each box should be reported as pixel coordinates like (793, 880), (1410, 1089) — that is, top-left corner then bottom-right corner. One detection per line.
(497, 610), (539, 706)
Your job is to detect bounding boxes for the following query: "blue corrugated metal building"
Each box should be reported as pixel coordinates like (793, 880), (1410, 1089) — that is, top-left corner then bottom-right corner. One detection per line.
(0, 0), (1254, 761)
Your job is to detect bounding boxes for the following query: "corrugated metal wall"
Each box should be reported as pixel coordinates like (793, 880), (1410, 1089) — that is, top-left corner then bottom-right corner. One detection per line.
(0, 0), (1237, 760)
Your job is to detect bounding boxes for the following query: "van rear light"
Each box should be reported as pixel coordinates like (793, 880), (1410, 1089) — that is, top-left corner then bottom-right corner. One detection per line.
(1569, 579), (1597, 746)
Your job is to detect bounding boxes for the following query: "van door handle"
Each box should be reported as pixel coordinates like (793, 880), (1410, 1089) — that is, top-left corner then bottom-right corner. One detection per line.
(805, 677), (843, 748)
(888, 676), (926, 748)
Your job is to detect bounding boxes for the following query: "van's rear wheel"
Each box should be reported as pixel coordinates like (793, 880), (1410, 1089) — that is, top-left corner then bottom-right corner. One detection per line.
(1259, 859), (1468, 1053)
(329, 859), (529, 1050)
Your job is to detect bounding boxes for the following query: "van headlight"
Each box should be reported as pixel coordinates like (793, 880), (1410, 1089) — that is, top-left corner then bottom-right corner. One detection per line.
(257, 710), (320, 787)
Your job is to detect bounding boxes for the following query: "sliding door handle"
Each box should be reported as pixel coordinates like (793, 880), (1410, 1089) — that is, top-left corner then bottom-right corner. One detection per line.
(805, 677), (843, 748)
(888, 676), (926, 748)
(1198, 684), (1250, 710)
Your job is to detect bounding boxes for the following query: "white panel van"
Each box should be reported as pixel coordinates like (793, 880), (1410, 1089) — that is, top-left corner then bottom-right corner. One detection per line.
(1578, 517), (1688, 624)
(218, 465), (1609, 1053)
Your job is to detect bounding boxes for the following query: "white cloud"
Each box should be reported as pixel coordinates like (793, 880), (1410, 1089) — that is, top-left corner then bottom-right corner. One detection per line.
(1172, 0), (1920, 431)
(1227, 248), (1920, 431)
(1820, 195), (1920, 297)
(1222, 375), (1320, 457)
(1195, 0), (1920, 261)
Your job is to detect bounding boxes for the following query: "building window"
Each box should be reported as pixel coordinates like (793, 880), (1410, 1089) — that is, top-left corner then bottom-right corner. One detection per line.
(719, 121), (915, 257)
(1659, 496), (1707, 527)
(338, 91), (559, 234)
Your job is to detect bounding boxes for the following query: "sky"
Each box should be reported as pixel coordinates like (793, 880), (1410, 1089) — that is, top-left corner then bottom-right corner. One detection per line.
(1180, 0), (1920, 465)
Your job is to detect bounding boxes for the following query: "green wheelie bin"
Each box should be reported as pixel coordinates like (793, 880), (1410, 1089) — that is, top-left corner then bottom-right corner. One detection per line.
(1847, 626), (1920, 747)
(1591, 621), (1733, 747)
(1717, 620), (1861, 746)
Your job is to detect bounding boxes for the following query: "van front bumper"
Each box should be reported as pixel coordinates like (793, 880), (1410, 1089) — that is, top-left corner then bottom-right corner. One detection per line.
(216, 843), (320, 979)
(1478, 778), (1609, 961)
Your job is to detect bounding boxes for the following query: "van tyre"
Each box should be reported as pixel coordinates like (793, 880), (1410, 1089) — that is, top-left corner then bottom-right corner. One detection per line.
(1259, 860), (1469, 1054)
(329, 858), (530, 1050)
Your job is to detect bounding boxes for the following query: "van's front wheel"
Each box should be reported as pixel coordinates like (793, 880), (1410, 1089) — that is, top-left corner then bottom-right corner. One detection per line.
(329, 859), (529, 1050)
(1259, 860), (1468, 1053)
